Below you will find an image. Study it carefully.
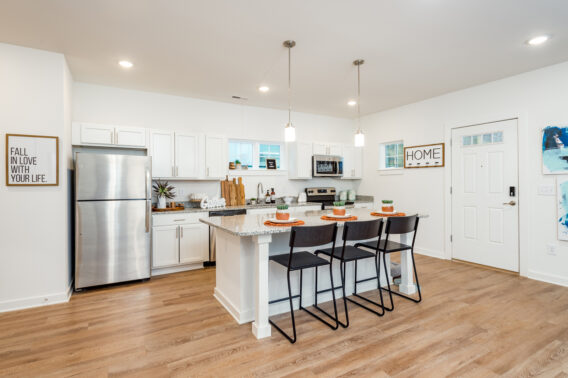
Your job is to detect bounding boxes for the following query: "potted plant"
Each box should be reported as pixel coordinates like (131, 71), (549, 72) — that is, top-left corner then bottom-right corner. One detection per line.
(153, 180), (175, 209)
(235, 160), (242, 170)
(333, 201), (346, 216)
(250, 198), (257, 205)
(276, 204), (290, 220)
(381, 200), (394, 213)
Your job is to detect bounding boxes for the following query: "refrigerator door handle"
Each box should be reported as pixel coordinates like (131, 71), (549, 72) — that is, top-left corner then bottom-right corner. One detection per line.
(145, 167), (151, 233)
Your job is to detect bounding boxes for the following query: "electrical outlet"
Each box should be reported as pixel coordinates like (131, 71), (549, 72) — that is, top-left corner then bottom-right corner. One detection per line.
(178, 188), (185, 196)
(546, 243), (557, 256)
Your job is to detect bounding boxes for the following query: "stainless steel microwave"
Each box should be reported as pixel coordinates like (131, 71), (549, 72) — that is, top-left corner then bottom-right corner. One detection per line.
(312, 155), (343, 177)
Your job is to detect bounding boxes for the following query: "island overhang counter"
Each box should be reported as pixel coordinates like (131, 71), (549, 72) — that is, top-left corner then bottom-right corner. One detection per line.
(200, 208), (425, 339)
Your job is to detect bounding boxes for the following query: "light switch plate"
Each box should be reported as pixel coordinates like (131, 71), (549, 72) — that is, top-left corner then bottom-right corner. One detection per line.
(538, 184), (555, 196)
(546, 243), (557, 255)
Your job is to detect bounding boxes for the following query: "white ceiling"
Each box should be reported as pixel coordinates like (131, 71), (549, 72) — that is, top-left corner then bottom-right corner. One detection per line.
(1, 0), (568, 118)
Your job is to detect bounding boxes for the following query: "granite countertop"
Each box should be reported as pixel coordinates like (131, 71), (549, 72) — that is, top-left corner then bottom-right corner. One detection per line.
(152, 201), (323, 215)
(199, 207), (427, 237)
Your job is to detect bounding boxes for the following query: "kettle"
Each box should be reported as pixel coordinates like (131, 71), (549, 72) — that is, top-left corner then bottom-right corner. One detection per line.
(339, 191), (347, 201)
(298, 192), (307, 203)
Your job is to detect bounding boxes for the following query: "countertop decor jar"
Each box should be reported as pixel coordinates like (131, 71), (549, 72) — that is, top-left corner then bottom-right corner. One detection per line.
(381, 200), (394, 213)
(276, 204), (290, 220)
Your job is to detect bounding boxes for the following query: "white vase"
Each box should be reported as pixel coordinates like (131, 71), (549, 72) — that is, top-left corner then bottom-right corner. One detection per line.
(158, 196), (166, 209)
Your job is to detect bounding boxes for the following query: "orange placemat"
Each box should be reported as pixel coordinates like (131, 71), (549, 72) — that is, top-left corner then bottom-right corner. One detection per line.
(264, 220), (305, 227)
(320, 215), (358, 221)
(371, 212), (406, 217)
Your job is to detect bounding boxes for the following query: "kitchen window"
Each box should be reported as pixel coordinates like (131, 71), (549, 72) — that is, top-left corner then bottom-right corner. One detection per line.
(379, 141), (404, 170)
(228, 140), (283, 170)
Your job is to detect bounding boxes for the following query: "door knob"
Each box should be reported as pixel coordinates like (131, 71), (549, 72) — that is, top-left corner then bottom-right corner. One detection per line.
(503, 200), (516, 206)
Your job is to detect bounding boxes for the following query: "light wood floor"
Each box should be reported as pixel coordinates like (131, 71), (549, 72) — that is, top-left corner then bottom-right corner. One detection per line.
(2, 255), (568, 377)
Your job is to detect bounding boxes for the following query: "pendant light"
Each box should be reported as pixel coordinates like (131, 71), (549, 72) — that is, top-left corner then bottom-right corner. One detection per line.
(283, 40), (296, 142)
(353, 59), (365, 147)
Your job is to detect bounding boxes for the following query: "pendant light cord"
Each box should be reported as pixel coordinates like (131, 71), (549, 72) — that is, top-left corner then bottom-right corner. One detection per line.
(357, 62), (361, 132)
(288, 44), (291, 125)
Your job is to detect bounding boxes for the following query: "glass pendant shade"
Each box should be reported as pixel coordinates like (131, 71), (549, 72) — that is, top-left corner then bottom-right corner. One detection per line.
(354, 129), (365, 147)
(285, 122), (296, 142)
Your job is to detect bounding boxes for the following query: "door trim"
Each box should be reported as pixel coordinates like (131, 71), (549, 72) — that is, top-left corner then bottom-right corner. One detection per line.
(444, 112), (529, 277)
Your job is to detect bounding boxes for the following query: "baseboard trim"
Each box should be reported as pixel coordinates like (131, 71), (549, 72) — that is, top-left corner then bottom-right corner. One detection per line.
(415, 248), (445, 260)
(0, 280), (73, 313)
(527, 270), (568, 287)
(213, 287), (253, 324)
(151, 263), (204, 276)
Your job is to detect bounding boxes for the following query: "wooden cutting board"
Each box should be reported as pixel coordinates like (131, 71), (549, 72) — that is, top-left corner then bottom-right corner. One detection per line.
(229, 178), (237, 206)
(238, 177), (245, 205)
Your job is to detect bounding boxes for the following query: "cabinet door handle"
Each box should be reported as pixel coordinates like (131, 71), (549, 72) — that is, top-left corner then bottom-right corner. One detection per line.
(207, 167), (210, 176)
(181, 227), (183, 238)
(176, 226), (179, 238)
(172, 166), (175, 177)
(115, 130), (118, 145)
(176, 166), (179, 176)
(111, 130), (114, 145)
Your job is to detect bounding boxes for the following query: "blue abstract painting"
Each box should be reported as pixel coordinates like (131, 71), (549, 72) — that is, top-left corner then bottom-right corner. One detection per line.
(558, 177), (568, 241)
(543, 126), (568, 174)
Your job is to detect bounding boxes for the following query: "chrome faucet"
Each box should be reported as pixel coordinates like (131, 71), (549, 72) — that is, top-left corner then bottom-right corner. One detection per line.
(257, 182), (264, 202)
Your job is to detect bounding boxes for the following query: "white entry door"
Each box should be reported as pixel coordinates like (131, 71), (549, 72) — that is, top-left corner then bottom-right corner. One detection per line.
(451, 119), (519, 271)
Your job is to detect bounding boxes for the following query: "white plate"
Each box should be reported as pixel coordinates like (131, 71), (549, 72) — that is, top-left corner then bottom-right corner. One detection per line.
(325, 213), (352, 219)
(267, 217), (298, 224)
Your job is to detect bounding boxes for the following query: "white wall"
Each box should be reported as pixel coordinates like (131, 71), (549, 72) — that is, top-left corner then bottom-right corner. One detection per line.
(358, 60), (568, 286)
(0, 43), (73, 311)
(72, 83), (360, 200)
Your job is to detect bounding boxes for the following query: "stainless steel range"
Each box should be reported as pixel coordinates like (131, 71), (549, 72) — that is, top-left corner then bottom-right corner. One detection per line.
(305, 187), (354, 210)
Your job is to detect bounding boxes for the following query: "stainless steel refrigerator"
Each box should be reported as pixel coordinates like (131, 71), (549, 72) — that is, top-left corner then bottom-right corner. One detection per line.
(75, 153), (152, 289)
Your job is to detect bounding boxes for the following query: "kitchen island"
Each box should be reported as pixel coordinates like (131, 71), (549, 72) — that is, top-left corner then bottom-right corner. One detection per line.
(200, 208), (424, 339)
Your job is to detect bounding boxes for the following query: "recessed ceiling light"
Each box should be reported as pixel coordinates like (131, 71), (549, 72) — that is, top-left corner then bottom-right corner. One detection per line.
(347, 100), (357, 106)
(258, 86), (270, 93)
(118, 60), (133, 68)
(527, 35), (549, 46)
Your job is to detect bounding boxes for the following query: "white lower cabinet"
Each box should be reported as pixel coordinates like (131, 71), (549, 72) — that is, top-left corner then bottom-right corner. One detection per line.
(179, 223), (209, 264)
(152, 213), (209, 274)
(152, 225), (179, 268)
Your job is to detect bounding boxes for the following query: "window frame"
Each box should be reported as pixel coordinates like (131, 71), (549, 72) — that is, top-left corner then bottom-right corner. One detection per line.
(228, 139), (285, 171)
(378, 140), (404, 172)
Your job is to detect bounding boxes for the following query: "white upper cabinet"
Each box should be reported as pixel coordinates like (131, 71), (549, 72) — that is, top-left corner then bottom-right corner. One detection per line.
(313, 142), (342, 156)
(115, 126), (147, 147)
(312, 143), (328, 155)
(175, 133), (200, 178)
(341, 145), (363, 180)
(78, 123), (115, 145)
(329, 143), (342, 156)
(73, 123), (147, 148)
(288, 141), (313, 179)
(205, 135), (227, 179)
(150, 130), (175, 178)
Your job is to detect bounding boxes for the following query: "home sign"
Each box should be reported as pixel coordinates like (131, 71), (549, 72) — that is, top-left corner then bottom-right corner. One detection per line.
(404, 143), (445, 168)
(6, 134), (59, 186)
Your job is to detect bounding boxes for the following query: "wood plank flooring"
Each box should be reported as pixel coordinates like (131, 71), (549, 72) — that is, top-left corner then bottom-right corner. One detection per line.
(1, 255), (568, 377)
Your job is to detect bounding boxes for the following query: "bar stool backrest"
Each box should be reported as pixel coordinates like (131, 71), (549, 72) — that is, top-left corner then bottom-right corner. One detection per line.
(343, 219), (383, 243)
(289, 223), (337, 248)
(385, 215), (420, 248)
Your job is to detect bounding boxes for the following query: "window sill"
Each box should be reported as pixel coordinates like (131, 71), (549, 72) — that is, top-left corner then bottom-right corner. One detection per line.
(377, 168), (404, 176)
(228, 169), (288, 177)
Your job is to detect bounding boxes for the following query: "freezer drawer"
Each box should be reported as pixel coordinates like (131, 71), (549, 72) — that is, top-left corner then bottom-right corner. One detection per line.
(75, 200), (151, 289)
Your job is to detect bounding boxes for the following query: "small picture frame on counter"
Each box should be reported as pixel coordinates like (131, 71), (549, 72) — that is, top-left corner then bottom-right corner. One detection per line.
(266, 158), (277, 169)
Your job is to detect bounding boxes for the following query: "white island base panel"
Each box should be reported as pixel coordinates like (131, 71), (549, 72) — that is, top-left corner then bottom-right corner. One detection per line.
(213, 228), (417, 339)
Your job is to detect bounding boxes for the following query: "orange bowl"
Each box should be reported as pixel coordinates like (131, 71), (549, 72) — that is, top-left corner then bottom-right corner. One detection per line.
(276, 211), (290, 220)
(333, 207), (346, 216)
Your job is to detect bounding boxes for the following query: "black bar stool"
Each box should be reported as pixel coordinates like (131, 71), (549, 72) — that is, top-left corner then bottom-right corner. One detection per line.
(268, 223), (339, 344)
(360, 215), (421, 312)
(316, 219), (385, 326)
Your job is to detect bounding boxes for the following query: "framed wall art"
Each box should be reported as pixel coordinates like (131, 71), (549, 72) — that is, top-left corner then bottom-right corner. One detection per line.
(5, 134), (59, 186)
